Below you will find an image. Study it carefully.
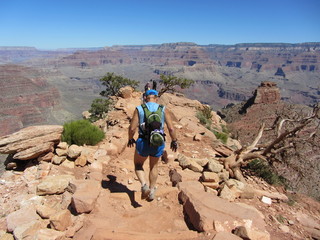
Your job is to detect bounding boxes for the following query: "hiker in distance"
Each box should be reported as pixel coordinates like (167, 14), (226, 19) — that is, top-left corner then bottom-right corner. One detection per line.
(127, 89), (178, 201)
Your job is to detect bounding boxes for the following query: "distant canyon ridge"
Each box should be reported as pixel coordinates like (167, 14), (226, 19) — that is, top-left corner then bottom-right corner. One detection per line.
(0, 42), (319, 136)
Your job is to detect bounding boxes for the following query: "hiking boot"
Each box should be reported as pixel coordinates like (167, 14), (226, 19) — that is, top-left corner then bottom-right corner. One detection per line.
(147, 187), (157, 201)
(141, 184), (150, 199)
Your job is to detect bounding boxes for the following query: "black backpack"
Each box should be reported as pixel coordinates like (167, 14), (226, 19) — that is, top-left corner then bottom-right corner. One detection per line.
(141, 104), (165, 146)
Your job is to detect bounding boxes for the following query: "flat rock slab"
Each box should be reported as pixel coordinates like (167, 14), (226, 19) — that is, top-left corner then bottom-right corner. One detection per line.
(178, 181), (269, 239)
(0, 125), (63, 148)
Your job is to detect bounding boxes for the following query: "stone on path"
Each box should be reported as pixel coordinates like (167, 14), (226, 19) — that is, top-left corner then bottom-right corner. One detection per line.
(36, 175), (74, 196)
(71, 180), (101, 214)
(178, 181), (270, 240)
(49, 209), (72, 231)
(6, 207), (40, 232)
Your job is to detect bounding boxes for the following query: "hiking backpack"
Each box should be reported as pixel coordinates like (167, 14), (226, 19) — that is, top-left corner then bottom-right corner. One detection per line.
(141, 104), (165, 146)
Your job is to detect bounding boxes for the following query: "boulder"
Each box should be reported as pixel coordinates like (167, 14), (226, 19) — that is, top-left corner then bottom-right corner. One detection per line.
(55, 147), (68, 157)
(254, 189), (289, 202)
(57, 141), (68, 149)
(52, 155), (66, 165)
(202, 181), (220, 190)
(0, 233), (14, 240)
(36, 205), (57, 219)
(202, 172), (220, 183)
(0, 125), (62, 160)
(60, 159), (75, 169)
(32, 228), (65, 240)
(49, 209), (72, 231)
(6, 207), (40, 232)
(75, 155), (87, 167)
(188, 160), (203, 172)
(193, 157), (209, 167)
(36, 175), (74, 196)
(178, 181), (269, 238)
(70, 180), (101, 214)
(0, 125), (62, 151)
(219, 185), (237, 201)
(234, 225), (270, 240)
(177, 154), (191, 169)
(37, 152), (54, 162)
(118, 86), (134, 98)
(169, 169), (182, 187)
(207, 159), (224, 173)
(13, 220), (44, 240)
(67, 144), (82, 159)
(13, 142), (55, 160)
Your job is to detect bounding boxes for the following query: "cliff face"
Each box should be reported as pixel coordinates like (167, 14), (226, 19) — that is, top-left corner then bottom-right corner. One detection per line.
(206, 43), (320, 73)
(220, 82), (320, 200)
(55, 42), (320, 107)
(0, 65), (60, 136)
(59, 43), (216, 68)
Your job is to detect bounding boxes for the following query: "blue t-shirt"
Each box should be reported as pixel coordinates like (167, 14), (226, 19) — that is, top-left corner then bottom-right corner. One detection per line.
(136, 102), (165, 135)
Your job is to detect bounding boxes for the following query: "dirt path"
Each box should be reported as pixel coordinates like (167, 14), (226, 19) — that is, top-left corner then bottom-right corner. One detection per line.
(73, 146), (205, 240)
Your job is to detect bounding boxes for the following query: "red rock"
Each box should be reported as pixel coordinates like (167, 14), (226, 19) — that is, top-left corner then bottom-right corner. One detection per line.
(49, 209), (72, 231)
(71, 180), (101, 214)
(178, 181), (268, 235)
(6, 206), (40, 232)
(13, 142), (54, 160)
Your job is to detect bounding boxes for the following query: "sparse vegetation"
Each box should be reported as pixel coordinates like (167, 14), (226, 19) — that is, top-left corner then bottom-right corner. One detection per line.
(100, 72), (139, 97)
(196, 105), (229, 144)
(276, 214), (287, 224)
(196, 105), (213, 129)
(89, 98), (113, 122)
(213, 131), (228, 144)
(246, 159), (287, 187)
(158, 74), (194, 96)
(62, 120), (105, 146)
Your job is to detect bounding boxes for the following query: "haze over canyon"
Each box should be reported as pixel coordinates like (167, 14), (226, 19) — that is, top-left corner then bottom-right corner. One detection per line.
(0, 42), (319, 136)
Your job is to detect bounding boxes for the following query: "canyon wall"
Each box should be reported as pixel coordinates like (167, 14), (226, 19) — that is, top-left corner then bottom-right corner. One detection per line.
(0, 65), (60, 136)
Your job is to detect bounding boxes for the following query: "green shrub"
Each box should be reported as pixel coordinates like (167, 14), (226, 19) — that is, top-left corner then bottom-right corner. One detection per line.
(100, 72), (139, 97)
(158, 74), (194, 96)
(247, 159), (288, 186)
(62, 120), (105, 146)
(221, 124), (229, 134)
(213, 130), (228, 144)
(89, 98), (113, 122)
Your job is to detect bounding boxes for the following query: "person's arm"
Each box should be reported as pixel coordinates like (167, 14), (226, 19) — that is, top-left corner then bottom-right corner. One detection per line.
(164, 108), (178, 151)
(165, 108), (177, 140)
(128, 109), (139, 147)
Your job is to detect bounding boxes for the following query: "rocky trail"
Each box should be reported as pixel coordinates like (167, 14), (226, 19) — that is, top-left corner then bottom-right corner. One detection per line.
(73, 146), (201, 240)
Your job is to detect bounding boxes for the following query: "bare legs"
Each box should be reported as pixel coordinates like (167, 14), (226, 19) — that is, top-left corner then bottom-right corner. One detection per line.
(134, 149), (160, 190)
(149, 156), (159, 189)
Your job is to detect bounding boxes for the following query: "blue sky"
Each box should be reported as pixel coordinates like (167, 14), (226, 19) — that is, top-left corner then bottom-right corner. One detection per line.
(0, 0), (319, 49)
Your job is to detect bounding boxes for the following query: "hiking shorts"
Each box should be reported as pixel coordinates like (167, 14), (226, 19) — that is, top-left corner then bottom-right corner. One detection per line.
(136, 138), (165, 157)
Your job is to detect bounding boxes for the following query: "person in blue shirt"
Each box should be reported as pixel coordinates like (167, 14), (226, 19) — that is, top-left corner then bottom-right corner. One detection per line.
(127, 89), (178, 201)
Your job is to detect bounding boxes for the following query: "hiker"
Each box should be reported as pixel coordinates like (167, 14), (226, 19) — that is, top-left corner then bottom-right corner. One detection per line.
(127, 89), (178, 201)
(142, 80), (157, 103)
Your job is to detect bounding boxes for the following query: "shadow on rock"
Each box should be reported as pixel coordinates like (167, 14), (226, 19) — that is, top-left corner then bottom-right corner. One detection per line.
(101, 174), (142, 208)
